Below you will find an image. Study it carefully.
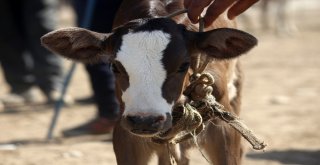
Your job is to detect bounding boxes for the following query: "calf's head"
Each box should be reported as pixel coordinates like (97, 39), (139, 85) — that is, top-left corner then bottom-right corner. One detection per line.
(41, 18), (257, 137)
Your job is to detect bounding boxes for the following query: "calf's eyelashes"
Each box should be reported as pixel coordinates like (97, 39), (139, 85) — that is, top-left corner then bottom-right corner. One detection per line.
(177, 62), (190, 73)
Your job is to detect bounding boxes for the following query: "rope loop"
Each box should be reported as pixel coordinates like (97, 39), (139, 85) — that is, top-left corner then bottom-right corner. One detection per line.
(153, 9), (266, 164)
(184, 72), (214, 103)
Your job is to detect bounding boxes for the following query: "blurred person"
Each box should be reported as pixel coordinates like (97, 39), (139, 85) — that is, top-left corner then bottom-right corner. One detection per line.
(260, 0), (298, 35)
(61, 0), (258, 137)
(62, 0), (122, 137)
(0, 100), (4, 111)
(0, 0), (73, 106)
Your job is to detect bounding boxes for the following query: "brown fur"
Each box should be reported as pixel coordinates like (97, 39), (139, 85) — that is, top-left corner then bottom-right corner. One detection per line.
(40, 0), (256, 164)
(113, 0), (245, 164)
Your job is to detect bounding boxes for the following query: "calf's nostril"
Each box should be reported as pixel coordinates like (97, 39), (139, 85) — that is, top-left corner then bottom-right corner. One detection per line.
(154, 116), (165, 123)
(126, 115), (166, 126)
(127, 116), (142, 125)
(123, 115), (171, 136)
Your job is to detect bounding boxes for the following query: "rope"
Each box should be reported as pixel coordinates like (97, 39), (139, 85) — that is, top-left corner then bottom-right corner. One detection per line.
(191, 131), (212, 164)
(158, 8), (267, 164)
(167, 143), (177, 165)
(153, 70), (267, 147)
(211, 104), (267, 150)
(164, 9), (188, 18)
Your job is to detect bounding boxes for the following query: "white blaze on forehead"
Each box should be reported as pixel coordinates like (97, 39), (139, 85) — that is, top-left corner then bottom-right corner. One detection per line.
(116, 30), (173, 116)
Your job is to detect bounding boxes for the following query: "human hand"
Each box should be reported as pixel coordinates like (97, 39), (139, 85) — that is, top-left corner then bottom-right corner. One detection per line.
(184, 0), (259, 27)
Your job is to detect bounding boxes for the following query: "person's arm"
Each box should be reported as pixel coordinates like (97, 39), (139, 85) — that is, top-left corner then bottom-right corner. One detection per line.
(184, 0), (259, 27)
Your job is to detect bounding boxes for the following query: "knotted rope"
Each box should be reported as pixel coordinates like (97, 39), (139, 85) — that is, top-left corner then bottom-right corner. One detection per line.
(153, 8), (266, 165)
(153, 70), (267, 150)
(153, 9), (266, 150)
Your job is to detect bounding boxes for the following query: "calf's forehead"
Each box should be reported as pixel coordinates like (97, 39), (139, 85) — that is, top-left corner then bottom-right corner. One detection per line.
(115, 30), (171, 72)
(115, 30), (174, 115)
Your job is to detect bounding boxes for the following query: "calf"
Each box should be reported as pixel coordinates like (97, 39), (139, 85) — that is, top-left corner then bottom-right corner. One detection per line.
(41, 0), (257, 164)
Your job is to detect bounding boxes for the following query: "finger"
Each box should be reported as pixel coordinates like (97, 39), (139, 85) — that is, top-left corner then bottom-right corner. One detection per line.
(187, 0), (212, 24)
(184, 0), (192, 8)
(228, 0), (259, 19)
(204, 0), (235, 27)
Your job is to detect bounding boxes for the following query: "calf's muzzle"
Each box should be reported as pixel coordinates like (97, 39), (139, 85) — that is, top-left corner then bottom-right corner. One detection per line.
(121, 113), (172, 137)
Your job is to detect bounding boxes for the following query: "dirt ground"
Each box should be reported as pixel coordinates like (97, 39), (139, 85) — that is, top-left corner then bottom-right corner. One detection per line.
(1, 2), (320, 165)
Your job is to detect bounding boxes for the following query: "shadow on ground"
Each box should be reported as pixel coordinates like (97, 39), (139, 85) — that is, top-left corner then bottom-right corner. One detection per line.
(0, 134), (113, 146)
(246, 149), (320, 165)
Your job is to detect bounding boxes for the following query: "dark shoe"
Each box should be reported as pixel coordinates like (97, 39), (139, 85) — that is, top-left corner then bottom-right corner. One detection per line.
(62, 117), (117, 137)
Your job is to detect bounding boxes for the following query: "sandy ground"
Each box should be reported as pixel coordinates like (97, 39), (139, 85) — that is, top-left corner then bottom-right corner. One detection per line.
(1, 2), (320, 165)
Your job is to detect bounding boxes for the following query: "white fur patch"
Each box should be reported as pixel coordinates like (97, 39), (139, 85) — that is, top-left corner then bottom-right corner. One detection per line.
(116, 31), (173, 116)
(228, 71), (238, 101)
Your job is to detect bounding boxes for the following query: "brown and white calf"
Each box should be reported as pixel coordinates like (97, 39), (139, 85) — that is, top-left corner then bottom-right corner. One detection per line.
(41, 0), (257, 164)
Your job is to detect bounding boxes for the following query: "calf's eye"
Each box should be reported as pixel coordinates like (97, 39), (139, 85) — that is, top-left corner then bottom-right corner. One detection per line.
(177, 62), (190, 73)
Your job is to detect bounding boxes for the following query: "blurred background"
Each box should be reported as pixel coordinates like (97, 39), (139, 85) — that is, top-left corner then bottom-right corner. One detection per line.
(0, 0), (320, 164)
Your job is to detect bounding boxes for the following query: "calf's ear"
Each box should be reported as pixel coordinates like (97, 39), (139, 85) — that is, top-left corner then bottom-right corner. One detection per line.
(41, 27), (112, 63)
(186, 28), (257, 59)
